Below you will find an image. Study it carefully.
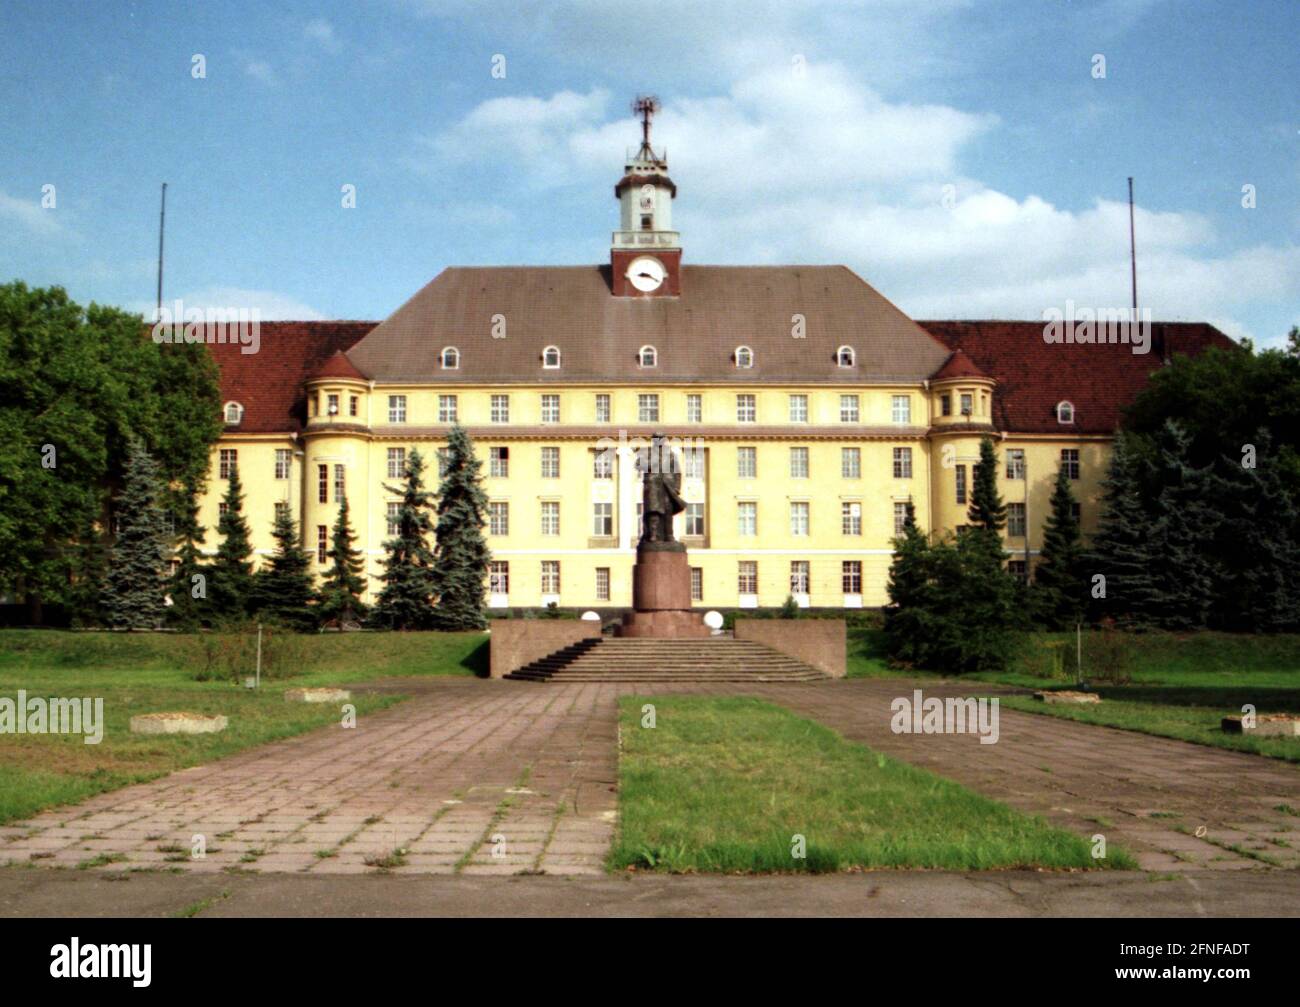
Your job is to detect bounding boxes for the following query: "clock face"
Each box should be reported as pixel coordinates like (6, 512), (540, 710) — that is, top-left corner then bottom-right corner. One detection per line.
(626, 256), (666, 292)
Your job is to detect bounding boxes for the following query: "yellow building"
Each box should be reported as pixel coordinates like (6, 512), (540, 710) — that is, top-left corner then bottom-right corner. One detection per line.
(201, 123), (1233, 612)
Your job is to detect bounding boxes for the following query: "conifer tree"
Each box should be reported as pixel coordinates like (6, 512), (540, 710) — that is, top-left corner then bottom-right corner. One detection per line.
(967, 436), (1007, 535)
(209, 462), (256, 618)
(1086, 432), (1159, 628)
(251, 505), (317, 630)
(1033, 465), (1087, 629)
(167, 477), (209, 629)
(431, 425), (490, 631)
(371, 448), (439, 630)
(103, 438), (169, 630)
(317, 496), (369, 629)
(884, 502), (935, 665)
(69, 511), (110, 628)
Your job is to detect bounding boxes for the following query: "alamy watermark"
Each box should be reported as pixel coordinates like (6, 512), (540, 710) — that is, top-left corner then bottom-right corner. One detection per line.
(0, 691), (103, 744)
(151, 299), (260, 355)
(1042, 301), (1151, 355)
(890, 689), (1000, 745)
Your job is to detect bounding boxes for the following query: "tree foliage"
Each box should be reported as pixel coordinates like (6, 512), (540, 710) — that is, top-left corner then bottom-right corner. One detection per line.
(317, 496), (369, 629)
(251, 504), (317, 631)
(1033, 465), (1086, 629)
(209, 464), (255, 618)
(370, 448), (439, 630)
(430, 425), (490, 631)
(102, 438), (169, 630)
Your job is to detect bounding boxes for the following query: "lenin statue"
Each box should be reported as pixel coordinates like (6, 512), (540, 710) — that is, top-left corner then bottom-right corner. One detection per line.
(638, 432), (687, 548)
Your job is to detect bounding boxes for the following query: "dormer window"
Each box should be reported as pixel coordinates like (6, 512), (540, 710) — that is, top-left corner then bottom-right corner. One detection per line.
(638, 345), (657, 368)
(1056, 401), (1075, 425)
(224, 402), (244, 425)
(440, 346), (460, 370)
(542, 345), (561, 369)
(734, 345), (753, 368)
(836, 346), (855, 368)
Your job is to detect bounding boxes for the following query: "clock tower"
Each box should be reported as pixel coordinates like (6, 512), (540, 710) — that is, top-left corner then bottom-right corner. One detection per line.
(611, 95), (682, 297)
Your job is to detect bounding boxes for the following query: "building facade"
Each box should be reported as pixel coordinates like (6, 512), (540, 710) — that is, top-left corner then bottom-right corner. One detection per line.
(200, 122), (1233, 611)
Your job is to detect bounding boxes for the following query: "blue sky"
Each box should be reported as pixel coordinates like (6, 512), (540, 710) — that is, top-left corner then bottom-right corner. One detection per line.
(2, 0), (1296, 345)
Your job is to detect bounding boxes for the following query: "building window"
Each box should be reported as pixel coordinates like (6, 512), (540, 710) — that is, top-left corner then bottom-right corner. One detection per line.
(783, 394), (807, 424)
(593, 448), (614, 479)
(894, 502), (910, 535)
(219, 448), (238, 480)
(274, 501), (289, 523)
(842, 561), (862, 595)
(349, 395), (358, 417)
(386, 502), (401, 536)
(489, 446), (508, 478)
(638, 393), (659, 422)
(737, 447), (757, 479)
(940, 393), (952, 417)
(592, 503), (613, 537)
(790, 501), (809, 536)
(690, 567), (703, 601)
(1008, 559), (1028, 580)
(387, 447), (406, 479)
(437, 447), (450, 478)
(841, 501), (862, 536)
(541, 501), (560, 535)
(738, 502), (757, 536)
(541, 394), (560, 424)
(682, 447), (704, 479)
(790, 561), (810, 596)
(686, 393), (702, 423)
(734, 345), (754, 368)
(388, 395), (406, 423)
(543, 345), (561, 369)
(840, 395), (859, 423)
(790, 447), (809, 479)
(490, 394), (510, 423)
(439, 395), (458, 423)
(1006, 449), (1025, 480)
(1071, 502), (1082, 523)
(1061, 449), (1080, 480)
(541, 561), (560, 595)
(218, 502), (228, 520)
(892, 395), (911, 424)
(595, 393), (611, 423)
(317, 526), (328, 563)
(318, 464), (328, 503)
(488, 502), (509, 536)
(333, 464), (346, 502)
(1056, 401), (1075, 425)
(738, 561), (758, 595)
(489, 561), (509, 594)
(1008, 502), (1026, 537)
(274, 449), (291, 480)
(541, 446), (560, 479)
(736, 394), (756, 423)
(955, 464), (967, 504)
(960, 392), (973, 417)
(224, 402), (244, 425)
(836, 346), (855, 368)
(685, 503), (705, 536)
(595, 567), (610, 601)
(893, 447), (912, 479)
(842, 447), (861, 479)
(440, 346), (459, 369)
(327, 393), (340, 417)
(638, 345), (657, 368)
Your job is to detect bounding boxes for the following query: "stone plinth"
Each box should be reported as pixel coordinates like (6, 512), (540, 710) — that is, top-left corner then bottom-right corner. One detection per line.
(130, 712), (228, 735)
(1222, 714), (1300, 736)
(1034, 690), (1101, 705)
(285, 688), (352, 704)
(618, 544), (708, 638)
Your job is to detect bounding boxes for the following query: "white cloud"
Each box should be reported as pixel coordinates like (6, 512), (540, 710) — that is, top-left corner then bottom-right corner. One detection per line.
(128, 287), (326, 322)
(303, 18), (340, 51)
(0, 190), (68, 237)
(243, 59), (278, 85)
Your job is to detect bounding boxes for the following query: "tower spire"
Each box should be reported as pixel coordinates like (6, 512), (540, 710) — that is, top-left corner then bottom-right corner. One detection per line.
(632, 94), (660, 159)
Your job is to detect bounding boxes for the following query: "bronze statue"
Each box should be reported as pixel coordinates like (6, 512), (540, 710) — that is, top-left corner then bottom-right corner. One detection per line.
(638, 432), (686, 547)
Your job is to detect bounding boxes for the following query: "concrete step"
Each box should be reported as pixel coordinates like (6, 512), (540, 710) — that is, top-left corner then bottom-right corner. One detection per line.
(504, 636), (828, 683)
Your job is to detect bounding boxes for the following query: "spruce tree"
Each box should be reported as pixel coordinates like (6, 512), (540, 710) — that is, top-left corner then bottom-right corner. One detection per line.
(167, 477), (209, 629)
(884, 502), (935, 666)
(251, 505), (317, 631)
(431, 425), (490, 631)
(1086, 432), (1160, 628)
(967, 436), (1007, 535)
(103, 438), (169, 630)
(209, 462), (256, 619)
(317, 496), (369, 629)
(371, 448), (439, 630)
(1033, 465), (1086, 629)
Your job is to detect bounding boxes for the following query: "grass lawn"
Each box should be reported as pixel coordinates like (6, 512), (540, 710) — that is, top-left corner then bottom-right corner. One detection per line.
(611, 695), (1133, 873)
(0, 629), (488, 824)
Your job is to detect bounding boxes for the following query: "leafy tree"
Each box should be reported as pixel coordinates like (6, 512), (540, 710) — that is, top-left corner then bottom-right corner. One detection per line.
(209, 463), (256, 617)
(167, 477), (209, 629)
(967, 436), (1007, 536)
(431, 425), (490, 631)
(371, 448), (439, 630)
(0, 282), (221, 622)
(317, 496), (369, 628)
(251, 505), (317, 631)
(1033, 465), (1087, 629)
(1086, 433), (1160, 629)
(67, 514), (110, 628)
(102, 438), (169, 630)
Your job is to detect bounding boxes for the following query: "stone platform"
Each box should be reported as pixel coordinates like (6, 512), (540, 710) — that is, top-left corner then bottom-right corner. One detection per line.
(617, 545), (708, 638)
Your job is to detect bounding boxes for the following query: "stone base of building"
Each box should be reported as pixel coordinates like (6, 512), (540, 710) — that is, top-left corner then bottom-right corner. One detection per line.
(617, 544), (709, 638)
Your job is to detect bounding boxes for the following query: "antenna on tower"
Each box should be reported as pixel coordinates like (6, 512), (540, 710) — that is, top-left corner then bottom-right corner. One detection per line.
(631, 94), (660, 155)
(155, 182), (167, 322)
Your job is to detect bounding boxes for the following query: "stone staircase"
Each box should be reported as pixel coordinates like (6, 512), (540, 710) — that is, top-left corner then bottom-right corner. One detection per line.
(504, 636), (828, 683)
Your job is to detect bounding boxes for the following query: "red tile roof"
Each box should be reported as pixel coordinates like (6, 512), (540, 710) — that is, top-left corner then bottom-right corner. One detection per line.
(918, 321), (1236, 434)
(208, 322), (376, 433)
(310, 349), (368, 381)
(932, 347), (988, 381)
